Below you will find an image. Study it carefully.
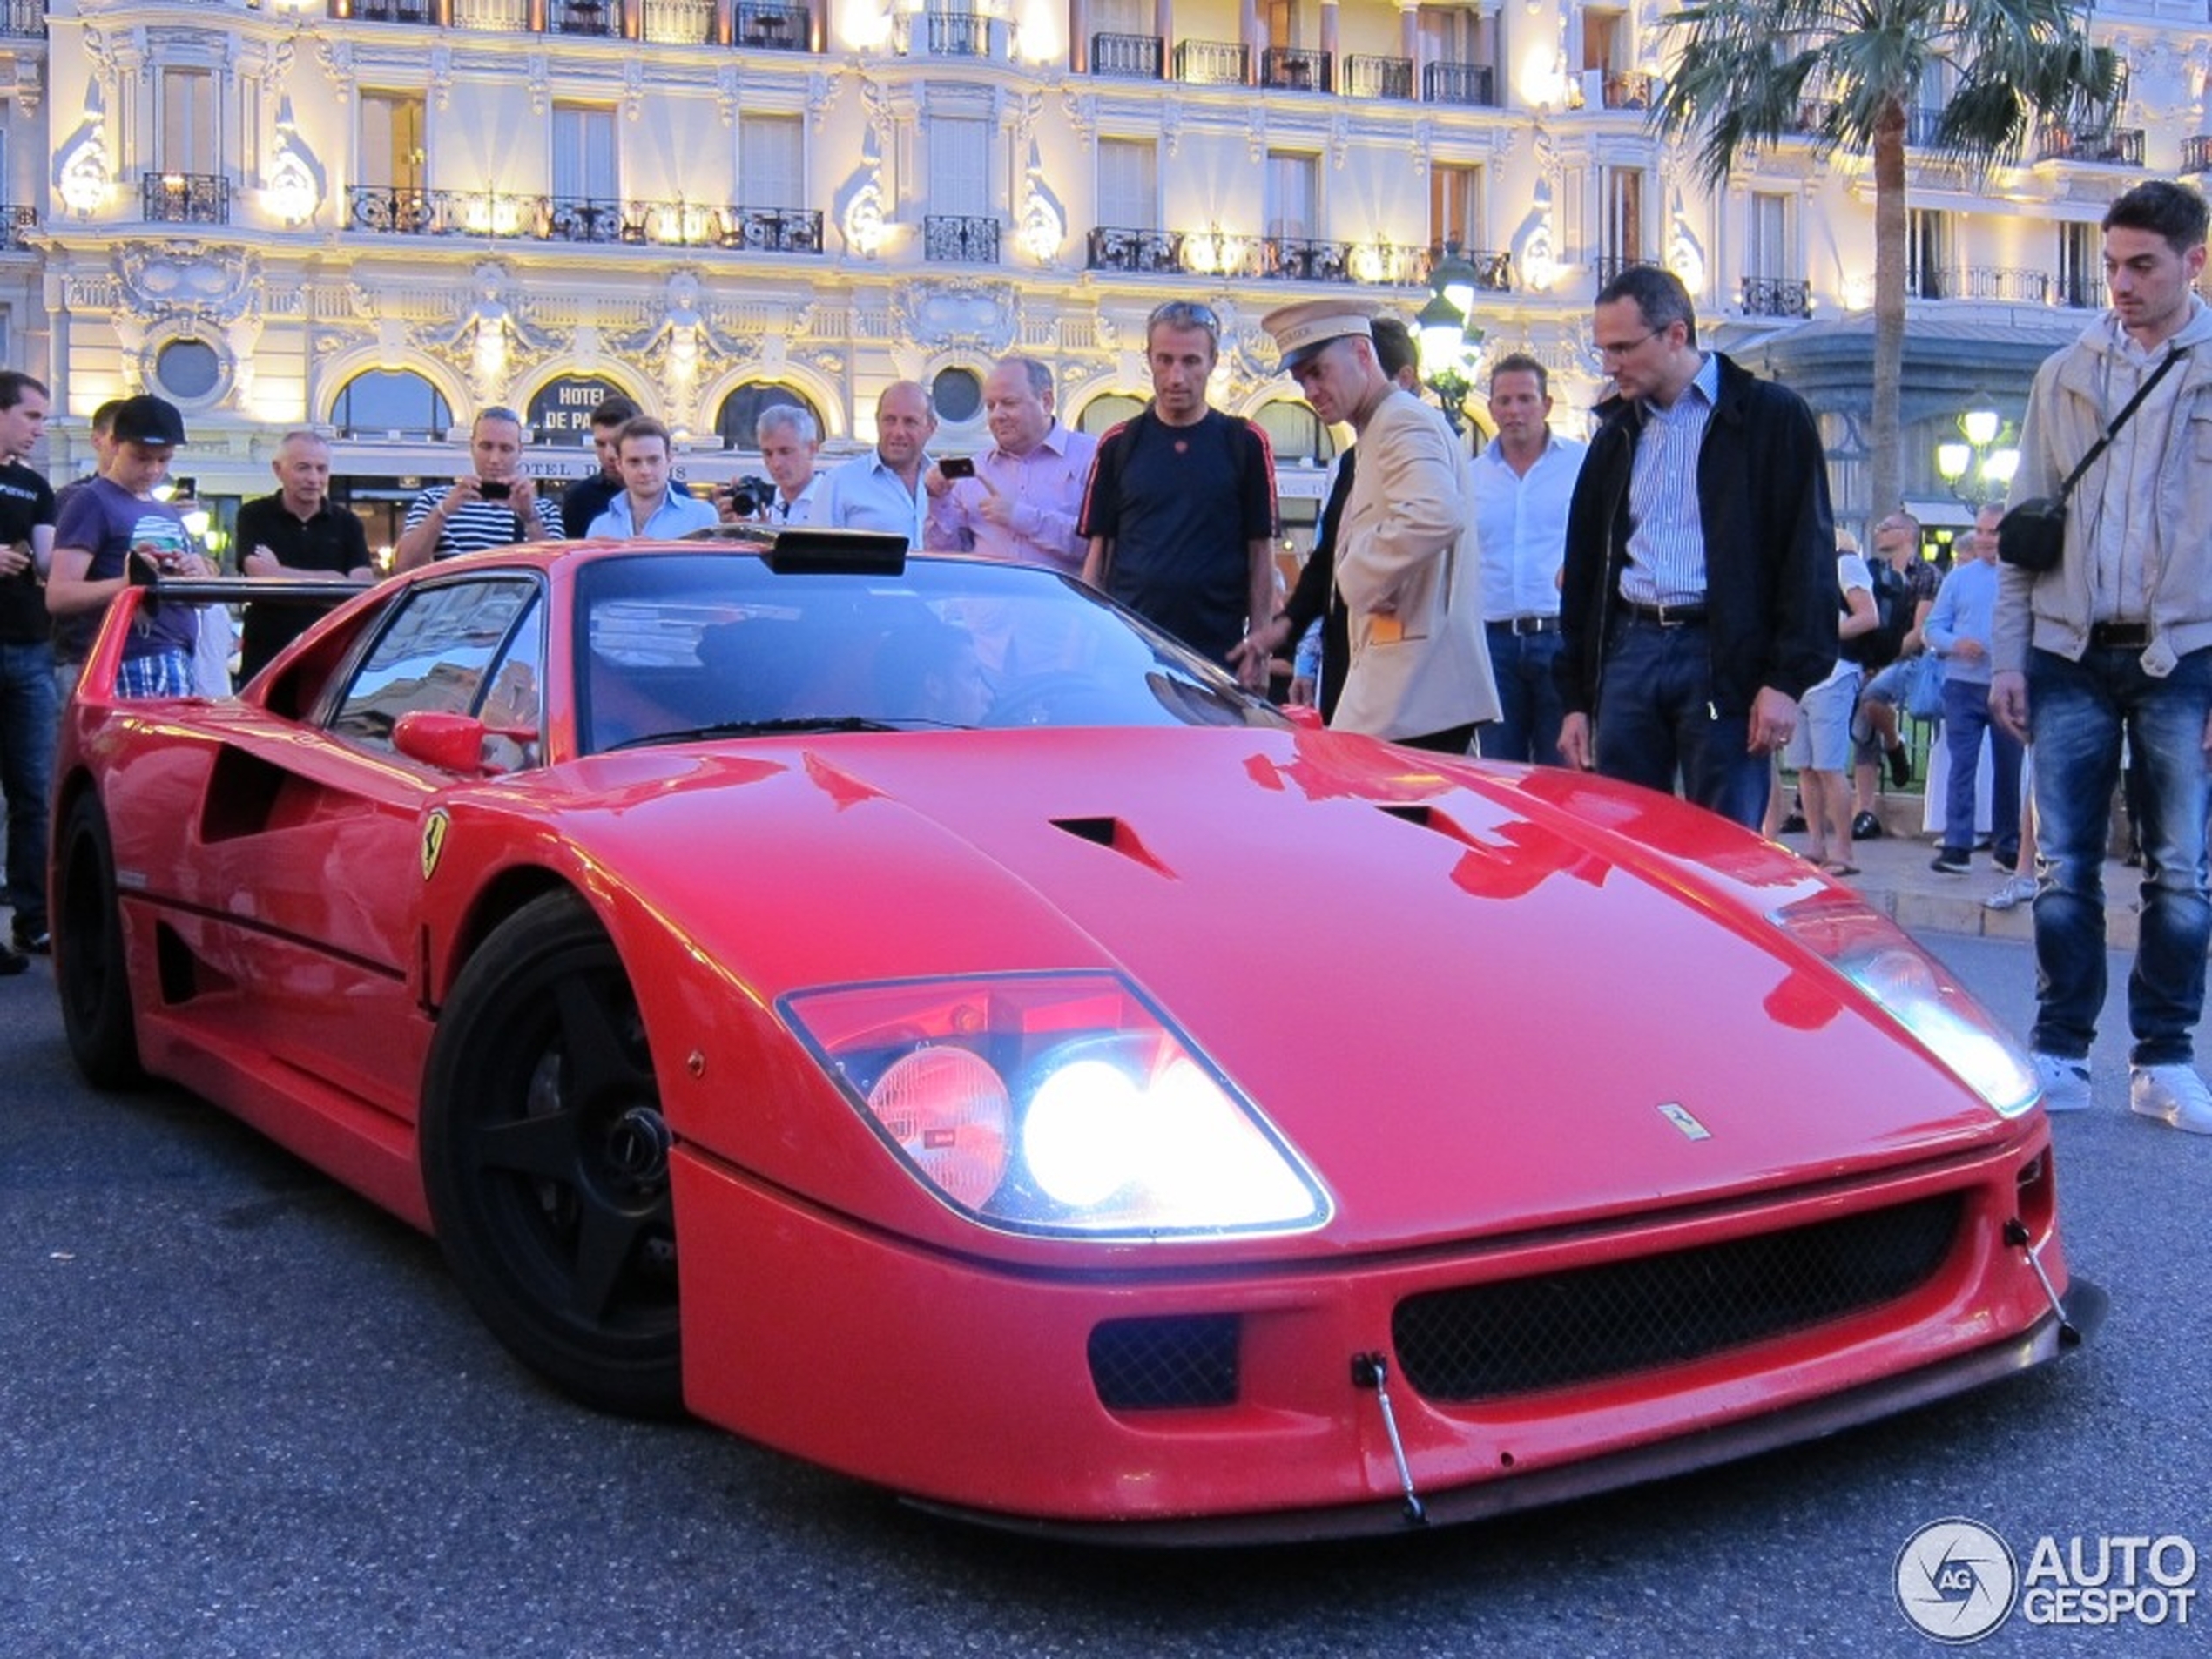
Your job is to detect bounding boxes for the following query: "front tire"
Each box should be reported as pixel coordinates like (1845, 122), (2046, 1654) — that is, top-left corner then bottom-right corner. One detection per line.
(54, 793), (146, 1089)
(420, 893), (683, 1416)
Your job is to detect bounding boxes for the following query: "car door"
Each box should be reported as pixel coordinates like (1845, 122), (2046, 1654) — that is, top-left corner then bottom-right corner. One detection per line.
(179, 574), (546, 1123)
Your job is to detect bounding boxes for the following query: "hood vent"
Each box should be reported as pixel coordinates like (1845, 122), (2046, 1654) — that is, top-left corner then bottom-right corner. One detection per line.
(1051, 815), (1175, 878)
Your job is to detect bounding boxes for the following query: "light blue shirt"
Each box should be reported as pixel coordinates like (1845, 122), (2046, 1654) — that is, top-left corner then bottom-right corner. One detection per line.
(1473, 433), (1587, 621)
(587, 489), (721, 540)
(816, 451), (928, 546)
(1925, 556), (2000, 687)
(1620, 352), (1722, 606)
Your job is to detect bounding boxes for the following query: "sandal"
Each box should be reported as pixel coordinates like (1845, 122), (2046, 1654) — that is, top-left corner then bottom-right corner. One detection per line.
(1820, 860), (1861, 877)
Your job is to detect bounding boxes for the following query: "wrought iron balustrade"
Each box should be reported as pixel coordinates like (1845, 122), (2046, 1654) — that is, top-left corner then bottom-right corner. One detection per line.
(1423, 246), (1514, 292)
(2186, 135), (2212, 175)
(1261, 48), (1330, 92)
(1090, 32), (1163, 79)
(718, 206), (822, 252)
(1343, 55), (1413, 101)
(1740, 277), (1812, 318)
(1422, 62), (1496, 107)
(2036, 124), (2145, 165)
(1592, 254), (1656, 287)
(345, 186), (821, 251)
(1087, 227), (1188, 274)
(144, 172), (232, 225)
(925, 215), (1001, 263)
(1173, 39), (1249, 85)
(736, 3), (811, 50)
(548, 0), (618, 37)
(0, 0), (45, 36)
(0, 206), (36, 250)
(330, 0), (435, 22)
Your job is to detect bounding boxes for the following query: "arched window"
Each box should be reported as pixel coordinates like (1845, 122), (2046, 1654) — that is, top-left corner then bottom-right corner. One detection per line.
(716, 382), (825, 450)
(1073, 393), (1145, 435)
(1251, 398), (1338, 468)
(333, 369), (453, 440)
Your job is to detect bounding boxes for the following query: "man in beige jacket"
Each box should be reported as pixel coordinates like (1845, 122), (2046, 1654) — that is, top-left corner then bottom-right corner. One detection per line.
(1235, 301), (1496, 752)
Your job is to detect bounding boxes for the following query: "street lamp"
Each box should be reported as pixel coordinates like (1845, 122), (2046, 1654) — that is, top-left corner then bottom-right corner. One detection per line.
(1415, 248), (1486, 433)
(1934, 408), (2019, 501)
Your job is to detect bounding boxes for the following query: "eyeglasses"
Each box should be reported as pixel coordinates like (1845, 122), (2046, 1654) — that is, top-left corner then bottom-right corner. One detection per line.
(1148, 300), (1221, 339)
(1588, 328), (1662, 366)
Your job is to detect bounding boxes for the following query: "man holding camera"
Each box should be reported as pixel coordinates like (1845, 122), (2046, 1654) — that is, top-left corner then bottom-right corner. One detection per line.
(736, 405), (826, 526)
(1992, 178), (2212, 1130)
(395, 407), (563, 570)
(921, 355), (1096, 574)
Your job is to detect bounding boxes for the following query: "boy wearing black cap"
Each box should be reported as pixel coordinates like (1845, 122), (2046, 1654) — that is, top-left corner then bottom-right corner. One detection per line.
(47, 394), (213, 699)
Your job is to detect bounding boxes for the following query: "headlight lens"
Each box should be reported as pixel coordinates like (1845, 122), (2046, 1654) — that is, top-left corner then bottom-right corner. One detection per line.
(781, 974), (1331, 1238)
(1772, 892), (2040, 1117)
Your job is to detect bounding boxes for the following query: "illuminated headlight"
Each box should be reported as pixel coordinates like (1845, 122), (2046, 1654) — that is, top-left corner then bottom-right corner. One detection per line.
(781, 974), (1331, 1238)
(1772, 894), (2040, 1118)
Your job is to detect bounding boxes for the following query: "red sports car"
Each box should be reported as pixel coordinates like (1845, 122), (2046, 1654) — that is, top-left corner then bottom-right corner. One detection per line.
(53, 535), (2098, 1541)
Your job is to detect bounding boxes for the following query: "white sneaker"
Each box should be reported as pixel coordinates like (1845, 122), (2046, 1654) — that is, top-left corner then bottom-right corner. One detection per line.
(1983, 874), (2037, 911)
(2033, 1052), (2093, 1114)
(2128, 1064), (2212, 1134)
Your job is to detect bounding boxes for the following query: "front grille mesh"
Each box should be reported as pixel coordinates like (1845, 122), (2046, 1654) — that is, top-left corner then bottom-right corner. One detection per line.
(1088, 1314), (1241, 1410)
(1393, 1192), (1965, 1403)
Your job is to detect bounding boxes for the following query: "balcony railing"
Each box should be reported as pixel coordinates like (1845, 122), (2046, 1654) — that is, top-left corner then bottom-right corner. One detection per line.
(1, 0), (46, 36)
(1423, 246), (1514, 293)
(896, 11), (1006, 57)
(1903, 106), (1945, 146)
(1090, 32), (1162, 79)
(2185, 136), (2212, 174)
(547, 0), (618, 37)
(736, 3), (810, 50)
(1740, 277), (1812, 319)
(1592, 254), (1656, 287)
(642, 0), (715, 45)
(331, 0), (435, 21)
(346, 185), (822, 250)
(1086, 226), (1482, 290)
(925, 214), (1001, 263)
(1423, 62), (1497, 108)
(1261, 47), (1331, 93)
(0, 206), (36, 251)
(144, 172), (232, 226)
(1343, 55), (1413, 101)
(452, 0), (529, 29)
(1174, 39), (1249, 86)
(2036, 123), (2146, 166)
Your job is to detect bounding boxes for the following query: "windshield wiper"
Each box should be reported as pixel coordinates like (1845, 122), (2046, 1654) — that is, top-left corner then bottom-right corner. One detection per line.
(608, 715), (917, 752)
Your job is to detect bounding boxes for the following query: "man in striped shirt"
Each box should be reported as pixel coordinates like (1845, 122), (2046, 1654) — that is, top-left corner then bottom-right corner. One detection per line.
(1554, 266), (1838, 829)
(395, 407), (563, 569)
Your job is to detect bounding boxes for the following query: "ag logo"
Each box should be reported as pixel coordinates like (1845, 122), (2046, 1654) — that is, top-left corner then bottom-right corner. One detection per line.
(1896, 1518), (2019, 1643)
(421, 809), (450, 881)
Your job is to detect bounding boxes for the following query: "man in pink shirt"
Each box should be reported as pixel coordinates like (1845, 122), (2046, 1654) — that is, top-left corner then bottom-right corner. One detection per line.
(922, 356), (1096, 574)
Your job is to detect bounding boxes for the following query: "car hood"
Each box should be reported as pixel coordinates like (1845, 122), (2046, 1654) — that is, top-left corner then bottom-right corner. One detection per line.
(543, 727), (2017, 1254)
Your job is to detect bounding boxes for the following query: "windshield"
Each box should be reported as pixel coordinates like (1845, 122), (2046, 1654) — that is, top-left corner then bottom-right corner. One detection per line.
(575, 551), (1284, 755)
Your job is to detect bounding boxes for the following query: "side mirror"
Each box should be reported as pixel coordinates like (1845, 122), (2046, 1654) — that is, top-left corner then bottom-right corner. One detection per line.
(393, 710), (494, 773)
(1280, 703), (1325, 731)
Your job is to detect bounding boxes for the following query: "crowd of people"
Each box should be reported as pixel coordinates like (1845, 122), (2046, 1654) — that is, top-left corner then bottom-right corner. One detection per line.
(2, 177), (2208, 1132)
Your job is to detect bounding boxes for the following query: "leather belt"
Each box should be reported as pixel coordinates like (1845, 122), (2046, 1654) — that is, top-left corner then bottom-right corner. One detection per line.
(2088, 621), (2151, 651)
(1490, 615), (1560, 636)
(1621, 599), (1709, 628)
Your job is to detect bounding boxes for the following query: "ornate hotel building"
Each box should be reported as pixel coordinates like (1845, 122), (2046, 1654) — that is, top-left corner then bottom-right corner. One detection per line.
(6, 0), (2212, 548)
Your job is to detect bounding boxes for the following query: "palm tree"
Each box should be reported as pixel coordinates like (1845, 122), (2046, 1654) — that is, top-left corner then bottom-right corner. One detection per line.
(1650, 0), (2122, 526)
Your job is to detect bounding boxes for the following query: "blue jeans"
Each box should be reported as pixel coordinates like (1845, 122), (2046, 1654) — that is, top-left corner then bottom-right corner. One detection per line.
(0, 639), (56, 929)
(1937, 675), (2020, 861)
(1595, 619), (1769, 829)
(2028, 644), (2212, 1065)
(1477, 623), (1566, 766)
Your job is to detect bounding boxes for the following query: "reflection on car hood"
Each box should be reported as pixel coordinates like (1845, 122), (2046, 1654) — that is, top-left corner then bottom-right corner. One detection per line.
(552, 726), (2013, 1251)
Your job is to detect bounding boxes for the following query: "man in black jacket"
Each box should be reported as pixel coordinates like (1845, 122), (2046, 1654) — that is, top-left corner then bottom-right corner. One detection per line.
(1554, 266), (1837, 828)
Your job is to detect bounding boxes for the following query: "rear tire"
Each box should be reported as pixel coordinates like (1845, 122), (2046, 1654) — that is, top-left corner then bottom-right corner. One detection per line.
(420, 893), (683, 1416)
(54, 794), (146, 1089)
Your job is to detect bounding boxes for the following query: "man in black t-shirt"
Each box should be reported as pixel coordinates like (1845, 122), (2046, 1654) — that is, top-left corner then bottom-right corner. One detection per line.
(236, 430), (377, 682)
(0, 371), (56, 965)
(1079, 301), (1278, 682)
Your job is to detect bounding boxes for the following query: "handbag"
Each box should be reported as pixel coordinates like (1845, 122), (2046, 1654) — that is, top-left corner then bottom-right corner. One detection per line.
(1902, 651), (1945, 724)
(2000, 346), (2185, 572)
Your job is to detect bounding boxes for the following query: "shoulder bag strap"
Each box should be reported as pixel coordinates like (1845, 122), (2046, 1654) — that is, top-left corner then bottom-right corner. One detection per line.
(2055, 345), (2187, 504)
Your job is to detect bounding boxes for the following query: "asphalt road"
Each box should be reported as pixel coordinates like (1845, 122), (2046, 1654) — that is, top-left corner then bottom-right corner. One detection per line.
(2, 932), (2204, 1659)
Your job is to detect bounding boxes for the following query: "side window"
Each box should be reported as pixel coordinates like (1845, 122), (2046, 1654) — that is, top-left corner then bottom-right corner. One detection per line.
(328, 578), (539, 753)
(476, 599), (546, 773)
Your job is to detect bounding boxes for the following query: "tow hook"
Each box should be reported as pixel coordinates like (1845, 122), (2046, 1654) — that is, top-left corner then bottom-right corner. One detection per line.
(1352, 1352), (1426, 1526)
